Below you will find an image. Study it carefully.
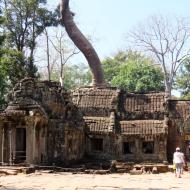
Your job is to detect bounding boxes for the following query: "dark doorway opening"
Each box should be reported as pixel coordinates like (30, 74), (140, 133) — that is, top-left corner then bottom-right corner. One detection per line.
(123, 142), (134, 154)
(142, 141), (154, 154)
(91, 138), (103, 151)
(15, 128), (26, 163)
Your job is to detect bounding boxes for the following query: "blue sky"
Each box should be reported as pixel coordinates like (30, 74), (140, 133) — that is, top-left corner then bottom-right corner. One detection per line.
(47, 0), (190, 60)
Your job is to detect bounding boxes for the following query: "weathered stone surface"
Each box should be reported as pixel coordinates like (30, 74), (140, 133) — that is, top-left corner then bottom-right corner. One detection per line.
(152, 166), (158, 174)
(71, 87), (168, 163)
(129, 168), (143, 175)
(71, 87), (120, 117)
(84, 169), (109, 174)
(0, 78), (85, 166)
(0, 168), (21, 175)
(1, 78), (190, 169)
(22, 167), (35, 174)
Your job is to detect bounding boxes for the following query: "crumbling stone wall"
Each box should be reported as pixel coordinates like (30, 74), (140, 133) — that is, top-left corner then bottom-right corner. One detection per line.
(167, 100), (190, 161)
(71, 88), (168, 162)
(119, 92), (166, 120)
(3, 78), (190, 165)
(71, 87), (120, 117)
(0, 78), (85, 165)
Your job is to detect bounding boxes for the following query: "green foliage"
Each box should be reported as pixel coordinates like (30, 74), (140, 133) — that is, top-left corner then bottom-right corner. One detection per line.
(3, 0), (57, 77)
(0, 67), (7, 107)
(1, 49), (26, 84)
(0, 0), (57, 107)
(0, 49), (27, 107)
(175, 58), (190, 99)
(0, 1), (7, 107)
(49, 64), (91, 90)
(0, 1), (31, 107)
(4, 0), (56, 47)
(25, 59), (38, 78)
(102, 51), (165, 93)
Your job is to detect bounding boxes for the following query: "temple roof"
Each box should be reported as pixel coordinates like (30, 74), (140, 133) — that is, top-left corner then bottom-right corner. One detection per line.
(71, 87), (120, 117)
(124, 92), (165, 113)
(84, 116), (113, 133)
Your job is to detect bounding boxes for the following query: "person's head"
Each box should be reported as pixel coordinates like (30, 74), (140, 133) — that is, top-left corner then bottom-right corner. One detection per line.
(176, 147), (180, 152)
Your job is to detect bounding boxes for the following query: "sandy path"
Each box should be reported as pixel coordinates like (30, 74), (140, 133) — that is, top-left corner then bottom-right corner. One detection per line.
(0, 172), (189, 190)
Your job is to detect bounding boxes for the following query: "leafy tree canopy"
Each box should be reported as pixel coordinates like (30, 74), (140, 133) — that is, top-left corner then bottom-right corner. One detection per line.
(48, 64), (91, 90)
(0, 48), (27, 107)
(102, 51), (165, 93)
(0, 0), (57, 107)
(3, 0), (57, 77)
(175, 58), (190, 99)
(0, 1), (7, 107)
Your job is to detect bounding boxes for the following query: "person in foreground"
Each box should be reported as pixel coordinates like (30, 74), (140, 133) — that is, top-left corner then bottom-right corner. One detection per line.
(173, 147), (186, 178)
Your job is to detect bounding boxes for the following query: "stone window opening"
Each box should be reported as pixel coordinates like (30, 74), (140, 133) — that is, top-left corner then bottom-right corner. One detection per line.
(91, 138), (103, 151)
(123, 142), (134, 154)
(142, 141), (154, 154)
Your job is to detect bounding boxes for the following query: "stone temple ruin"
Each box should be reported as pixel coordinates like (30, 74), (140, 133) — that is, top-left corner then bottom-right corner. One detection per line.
(0, 78), (84, 165)
(1, 3), (190, 166)
(0, 78), (190, 167)
(71, 88), (168, 163)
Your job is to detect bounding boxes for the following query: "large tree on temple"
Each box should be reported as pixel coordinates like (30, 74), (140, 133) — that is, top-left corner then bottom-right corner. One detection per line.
(59, 0), (105, 87)
(3, 0), (57, 78)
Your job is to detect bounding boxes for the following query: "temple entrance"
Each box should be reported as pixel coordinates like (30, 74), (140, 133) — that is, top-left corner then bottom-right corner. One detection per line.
(91, 138), (103, 152)
(15, 128), (26, 163)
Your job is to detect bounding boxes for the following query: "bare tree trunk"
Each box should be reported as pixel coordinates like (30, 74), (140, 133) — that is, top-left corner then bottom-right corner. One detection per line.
(60, 53), (64, 86)
(60, 0), (105, 87)
(28, 8), (37, 78)
(44, 29), (51, 81)
(165, 80), (171, 98)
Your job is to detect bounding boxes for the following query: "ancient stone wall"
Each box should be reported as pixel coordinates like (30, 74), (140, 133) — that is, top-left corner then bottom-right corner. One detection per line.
(71, 87), (120, 117)
(120, 92), (165, 120)
(167, 100), (190, 161)
(71, 88), (167, 162)
(0, 78), (85, 165)
(3, 79), (190, 165)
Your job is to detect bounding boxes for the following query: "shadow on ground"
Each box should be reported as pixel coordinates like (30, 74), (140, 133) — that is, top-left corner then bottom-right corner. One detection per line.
(0, 186), (42, 190)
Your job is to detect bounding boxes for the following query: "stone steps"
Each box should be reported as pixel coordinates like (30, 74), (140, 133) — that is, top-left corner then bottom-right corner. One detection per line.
(0, 167), (23, 175)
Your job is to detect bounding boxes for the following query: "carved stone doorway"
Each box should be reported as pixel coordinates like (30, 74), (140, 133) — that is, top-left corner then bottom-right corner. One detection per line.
(15, 128), (26, 163)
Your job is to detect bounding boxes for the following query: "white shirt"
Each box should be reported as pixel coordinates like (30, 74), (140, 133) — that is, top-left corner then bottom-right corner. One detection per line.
(173, 152), (184, 164)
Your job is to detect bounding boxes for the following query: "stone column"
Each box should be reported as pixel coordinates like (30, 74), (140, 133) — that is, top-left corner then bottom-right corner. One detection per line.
(1, 127), (4, 165)
(12, 127), (16, 165)
(135, 138), (141, 161)
(9, 124), (13, 165)
(26, 123), (33, 164)
(32, 120), (38, 164)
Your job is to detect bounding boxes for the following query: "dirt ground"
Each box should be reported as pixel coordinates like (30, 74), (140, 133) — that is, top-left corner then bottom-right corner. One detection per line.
(0, 171), (190, 190)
